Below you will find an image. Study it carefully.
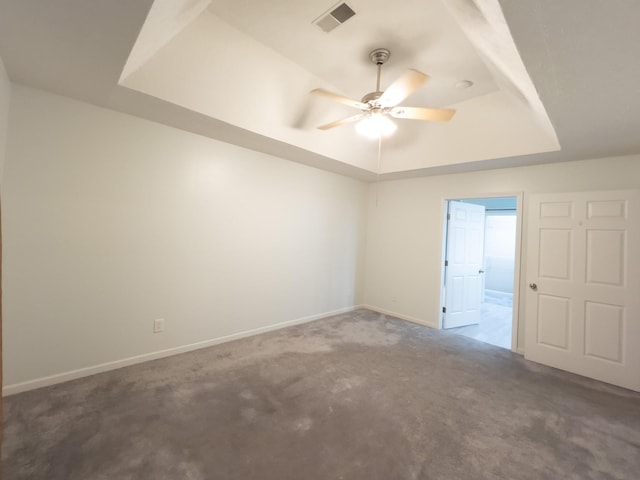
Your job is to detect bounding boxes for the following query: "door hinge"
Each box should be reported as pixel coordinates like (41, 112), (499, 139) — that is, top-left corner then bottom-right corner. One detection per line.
(444, 260), (448, 267)
(447, 213), (451, 220)
(442, 306), (446, 313)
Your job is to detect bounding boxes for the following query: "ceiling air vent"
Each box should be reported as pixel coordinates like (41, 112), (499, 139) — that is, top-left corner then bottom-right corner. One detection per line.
(313, 2), (356, 33)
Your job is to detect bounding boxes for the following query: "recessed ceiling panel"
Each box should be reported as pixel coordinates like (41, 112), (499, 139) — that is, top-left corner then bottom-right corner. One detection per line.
(119, 0), (561, 175)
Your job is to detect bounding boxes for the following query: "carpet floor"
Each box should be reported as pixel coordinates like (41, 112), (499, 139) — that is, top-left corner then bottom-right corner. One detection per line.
(3, 309), (640, 479)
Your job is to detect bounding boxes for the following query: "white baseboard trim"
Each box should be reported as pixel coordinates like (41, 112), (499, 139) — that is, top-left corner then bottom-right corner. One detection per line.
(361, 304), (438, 329)
(2, 305), (357, 396)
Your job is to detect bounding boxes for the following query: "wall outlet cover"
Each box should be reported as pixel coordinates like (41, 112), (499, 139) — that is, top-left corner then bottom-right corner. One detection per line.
(153, 318), (165, 333)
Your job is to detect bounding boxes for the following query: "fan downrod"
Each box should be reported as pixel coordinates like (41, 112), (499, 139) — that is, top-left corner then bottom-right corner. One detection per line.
(363, 48), (391, 104)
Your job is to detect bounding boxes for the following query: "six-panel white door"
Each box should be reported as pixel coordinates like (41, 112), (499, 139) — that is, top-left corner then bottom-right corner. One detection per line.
(443, 201), (486, 329)
(525, 190), (640, 391)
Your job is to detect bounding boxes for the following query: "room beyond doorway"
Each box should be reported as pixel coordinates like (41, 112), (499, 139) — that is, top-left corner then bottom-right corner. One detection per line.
(440, 196), (519, 350)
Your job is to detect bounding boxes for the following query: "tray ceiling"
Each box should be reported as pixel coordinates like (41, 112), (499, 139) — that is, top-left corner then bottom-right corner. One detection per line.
(1, 0), (639, 180)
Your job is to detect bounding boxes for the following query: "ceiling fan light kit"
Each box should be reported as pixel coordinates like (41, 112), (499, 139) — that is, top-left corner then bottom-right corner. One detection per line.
(356, 111), (398, 139)
(311, 48), (456, 139)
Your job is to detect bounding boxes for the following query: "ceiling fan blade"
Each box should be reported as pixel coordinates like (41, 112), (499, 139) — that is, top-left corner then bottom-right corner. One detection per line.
(311, 88), (368, 110)
(379, 69), (430, 107)
(317, 113), (364, 130)
(390, 106), (456, 122)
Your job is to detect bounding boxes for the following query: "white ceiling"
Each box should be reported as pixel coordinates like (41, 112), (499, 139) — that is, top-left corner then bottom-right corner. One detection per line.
(208, 0), (499, 108)
(0, 0), (639, 181)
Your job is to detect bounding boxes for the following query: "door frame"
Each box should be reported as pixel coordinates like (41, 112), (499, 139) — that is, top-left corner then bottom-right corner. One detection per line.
(437, 192), (524, 353)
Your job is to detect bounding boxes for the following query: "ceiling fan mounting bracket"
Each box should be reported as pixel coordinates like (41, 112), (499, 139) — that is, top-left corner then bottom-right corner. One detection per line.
(369, 48), (390, 65)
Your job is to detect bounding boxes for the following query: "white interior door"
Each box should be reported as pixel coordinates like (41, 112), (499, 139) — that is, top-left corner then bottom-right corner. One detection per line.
(443, 201), (486, 329)
(525, 190), (640, 391)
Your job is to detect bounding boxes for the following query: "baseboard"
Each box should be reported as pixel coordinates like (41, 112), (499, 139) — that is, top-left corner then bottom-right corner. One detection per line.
(485, 289), (513, 297)
(2, 305), (357, 396)
(361, 304), (438, 329)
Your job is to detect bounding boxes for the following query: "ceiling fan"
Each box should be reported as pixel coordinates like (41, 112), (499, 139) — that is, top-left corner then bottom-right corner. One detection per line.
(311, 48), (456, 137)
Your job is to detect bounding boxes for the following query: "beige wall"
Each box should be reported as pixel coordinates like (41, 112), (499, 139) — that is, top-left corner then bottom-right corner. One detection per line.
(2, 85), (367, 391)
(363, 155), (640, 351)
(0, 54), (11, 440)
(0, 56), (10, 183)
(3, 81), (639, 392)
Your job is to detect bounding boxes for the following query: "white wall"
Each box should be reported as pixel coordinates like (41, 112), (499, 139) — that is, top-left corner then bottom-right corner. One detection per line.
(484, 214), (517, 294)
(0, 56), (10, 183)
(363, 155), (640, 350)
(0, 54), (10, 404)
(4, 82), (639, 392)
(2, 85), (368, 389)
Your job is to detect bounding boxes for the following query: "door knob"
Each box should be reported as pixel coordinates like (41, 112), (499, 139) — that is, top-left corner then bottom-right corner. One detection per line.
(478, 269), (485, 274)
(529, 283), (538, 291)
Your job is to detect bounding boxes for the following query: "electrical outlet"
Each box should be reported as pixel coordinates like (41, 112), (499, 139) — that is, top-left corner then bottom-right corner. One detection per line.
(153, 318), (165, 334)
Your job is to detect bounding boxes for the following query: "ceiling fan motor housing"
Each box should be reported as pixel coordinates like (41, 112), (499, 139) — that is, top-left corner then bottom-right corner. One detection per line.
(361, 91), (383, 105)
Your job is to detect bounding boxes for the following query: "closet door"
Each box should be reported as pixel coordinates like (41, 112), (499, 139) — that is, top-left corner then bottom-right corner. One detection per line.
(525, 190), (640, 391)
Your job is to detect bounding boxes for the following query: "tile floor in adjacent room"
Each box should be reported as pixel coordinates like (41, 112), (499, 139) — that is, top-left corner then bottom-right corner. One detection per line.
(448, 290), (513, 349)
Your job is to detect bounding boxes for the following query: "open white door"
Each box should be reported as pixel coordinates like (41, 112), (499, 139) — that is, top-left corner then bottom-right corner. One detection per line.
(525, 190), (640, 392)
(443, 201), (486, 329)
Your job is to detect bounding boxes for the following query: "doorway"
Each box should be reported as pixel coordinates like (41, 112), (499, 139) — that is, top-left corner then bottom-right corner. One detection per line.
(440, 196), (520, 350)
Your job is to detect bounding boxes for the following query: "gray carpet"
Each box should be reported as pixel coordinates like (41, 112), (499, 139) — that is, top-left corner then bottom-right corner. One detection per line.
(3, 309), (640, 479)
